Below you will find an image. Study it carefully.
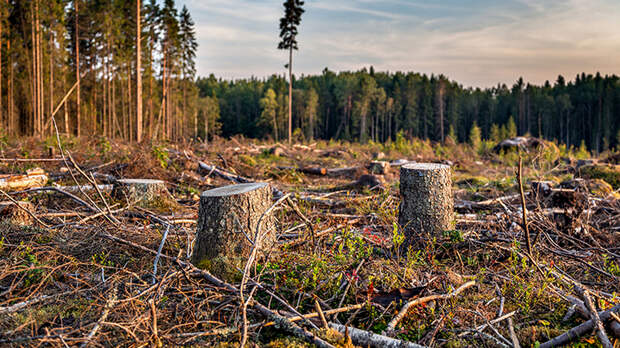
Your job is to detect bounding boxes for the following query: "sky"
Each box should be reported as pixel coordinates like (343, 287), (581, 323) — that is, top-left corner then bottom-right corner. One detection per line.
(178, 0), (620, 88)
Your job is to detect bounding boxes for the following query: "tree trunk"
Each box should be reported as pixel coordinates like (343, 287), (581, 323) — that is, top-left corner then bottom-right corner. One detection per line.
(288, 46), (292, 144)
(75, 0), (81, 137)
(136, 0), (142, 143)
(30, 5), (37, 135)
(399, 163), (453, 240)
(191, 183), (275, 279)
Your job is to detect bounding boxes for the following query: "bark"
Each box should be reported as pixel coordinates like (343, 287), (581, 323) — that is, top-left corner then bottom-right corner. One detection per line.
(136, 0), (142, 142)
(288, 46), (292, 144)
(112, 179), (176, 209)
(75, 0), (81, 137)
(0, 168), (49, 191)
(191, 183), (275, 279)
(329, 323), (427, 348)
(399, 163), (453, 238)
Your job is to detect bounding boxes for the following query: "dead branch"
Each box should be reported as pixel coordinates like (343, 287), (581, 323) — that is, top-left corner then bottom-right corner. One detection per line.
(384, 281), (476, 334)
(329, 323), (428, 348)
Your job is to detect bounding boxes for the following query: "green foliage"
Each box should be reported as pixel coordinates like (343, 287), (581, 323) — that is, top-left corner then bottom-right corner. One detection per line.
(152, 145), (169, 168)
(468, 122), (481, 150)
(575, 140), (590, 159)
(506, 116), (517, 138)
(490, 123), (501, 142)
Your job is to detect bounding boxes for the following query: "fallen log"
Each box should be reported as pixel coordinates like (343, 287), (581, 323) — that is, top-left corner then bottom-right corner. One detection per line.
(539, 304), (620, 348)
(0, 168), (48, 191)
(197, 161), (252, 184)
(329, 323), (428, 348)
(277, 166), (328, 176)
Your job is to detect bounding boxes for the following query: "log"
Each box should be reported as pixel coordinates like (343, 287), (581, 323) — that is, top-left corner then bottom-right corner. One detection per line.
(399, 163), (453, 238)
(277, 166), (328, 176)
(0, 168), (48, 191)
(539, 304), (620, 348)
(329, 323), (427, 348)
(191, 182), (275, 279)
(112, 179), (176, 209)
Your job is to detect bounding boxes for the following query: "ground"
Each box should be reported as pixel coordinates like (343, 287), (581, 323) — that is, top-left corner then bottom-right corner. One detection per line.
(0, 135), (618, 347)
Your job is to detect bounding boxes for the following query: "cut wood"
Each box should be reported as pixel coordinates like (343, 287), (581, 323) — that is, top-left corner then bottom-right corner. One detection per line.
(539, 304), (620, 348)
(197, 161), (252, 184)
(329, 323), (428, 348)
(0, 168), (48, 191)
(112, 179), (176, 209)
(191, 183), (275, 279)
(399, 163), (453, 238)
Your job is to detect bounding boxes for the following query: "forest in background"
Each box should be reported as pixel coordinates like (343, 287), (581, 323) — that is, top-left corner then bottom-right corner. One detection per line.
(0, 0), (619, 153)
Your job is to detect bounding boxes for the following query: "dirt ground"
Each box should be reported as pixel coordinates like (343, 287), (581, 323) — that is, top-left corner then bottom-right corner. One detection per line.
(0, 135), (619, 347)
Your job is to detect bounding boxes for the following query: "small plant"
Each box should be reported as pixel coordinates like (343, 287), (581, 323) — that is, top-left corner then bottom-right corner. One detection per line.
(152, 145), (169, 168)
(392, 222), (405, 261)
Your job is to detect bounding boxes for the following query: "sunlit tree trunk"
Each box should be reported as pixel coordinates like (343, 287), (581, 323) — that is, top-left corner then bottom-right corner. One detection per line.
(136, 0), (142, 142)
(75, 0), (81, 137)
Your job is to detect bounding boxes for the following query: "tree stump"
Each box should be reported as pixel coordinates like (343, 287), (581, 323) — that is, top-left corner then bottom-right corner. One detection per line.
(368, 161), (390, 175)
(191, 182), (275, 279)
(398, 163), (453, 239)
(112, 179), (176, 209)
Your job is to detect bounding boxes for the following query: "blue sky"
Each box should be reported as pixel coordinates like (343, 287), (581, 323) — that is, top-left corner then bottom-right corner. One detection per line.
(179, 0), (620, 87)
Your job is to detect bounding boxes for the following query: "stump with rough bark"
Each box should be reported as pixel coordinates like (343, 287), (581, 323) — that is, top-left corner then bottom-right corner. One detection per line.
(399, 163), (453, 239)
(191, 182), (275, 279)
(112, 179), (176, 209)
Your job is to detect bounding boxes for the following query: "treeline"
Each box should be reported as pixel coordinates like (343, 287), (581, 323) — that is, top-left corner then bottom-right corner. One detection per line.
(198, 69), (620, 152)
(1, 1), (619, 152)
(0, 0), (201, 142)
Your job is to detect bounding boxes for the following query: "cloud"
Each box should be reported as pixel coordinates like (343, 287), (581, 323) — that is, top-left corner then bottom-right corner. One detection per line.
(177, 0), (620, 87)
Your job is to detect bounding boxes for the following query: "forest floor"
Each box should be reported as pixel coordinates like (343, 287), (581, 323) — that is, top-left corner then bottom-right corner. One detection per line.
(0, 135), (619, 347)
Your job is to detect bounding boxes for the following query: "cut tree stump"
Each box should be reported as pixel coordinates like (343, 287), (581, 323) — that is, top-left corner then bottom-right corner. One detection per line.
(112, 179), (176, 209)
(367, 161), (390, 175)
(399, 163), (453, 239)
(191, 182), (275, 279)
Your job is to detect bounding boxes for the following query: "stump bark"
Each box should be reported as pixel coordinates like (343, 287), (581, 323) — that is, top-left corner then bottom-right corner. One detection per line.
(112, 179), (176, 209)
(191, 182), (275, 279)
(399, 163), (453, 239)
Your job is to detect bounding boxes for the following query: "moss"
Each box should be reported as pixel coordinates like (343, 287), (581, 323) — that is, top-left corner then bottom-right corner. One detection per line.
(238, 154), (257, 166)
(578, 165), (620, 189)
(196, 255), (243, 283)
(455, 175), (489, 188)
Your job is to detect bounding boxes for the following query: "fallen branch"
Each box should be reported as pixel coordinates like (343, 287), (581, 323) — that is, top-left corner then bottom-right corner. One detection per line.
(384, 281), (476, 334)
(329, 323), (428, 348)
(539, 304), (620, 348)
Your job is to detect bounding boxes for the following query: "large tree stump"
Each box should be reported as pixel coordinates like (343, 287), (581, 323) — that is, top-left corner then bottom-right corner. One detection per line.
(399, 163), (453, 239)
(191, 182), (275, 279)
(112, 179), (176, 209)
